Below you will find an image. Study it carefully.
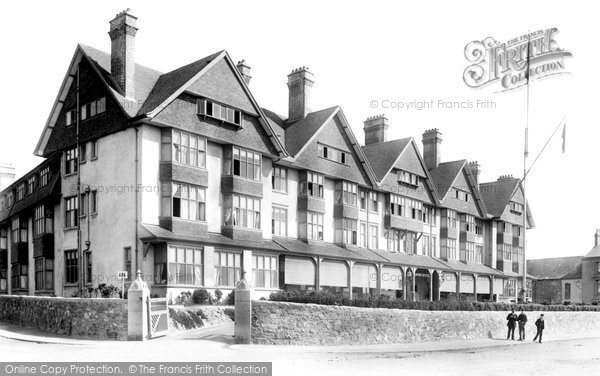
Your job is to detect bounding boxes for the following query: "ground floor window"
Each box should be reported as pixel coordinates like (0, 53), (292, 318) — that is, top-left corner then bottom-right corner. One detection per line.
(252, 254), (278, 289)
(504, 279), (516, 297)
(0, 269), (7, 291)
(11, 263), (28, 289)
(596, 280), (600, 294)
(84, 252), (92, 284)
(215, 251), (242, 287)
(34, 258), (54, 291)
(64, 250), (78, 284)
(165, 246), (203, 286)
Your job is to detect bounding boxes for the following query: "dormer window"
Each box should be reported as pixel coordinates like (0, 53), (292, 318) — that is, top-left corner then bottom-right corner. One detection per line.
(65, 97), (105, 126)
(27, 176), (36, 195)
(455, 188), (470, 202)
(16, 183), (25, 201)
(197, 98), (242, 126)
(40, 167), (50, 187)
(397, 170), (418, 186)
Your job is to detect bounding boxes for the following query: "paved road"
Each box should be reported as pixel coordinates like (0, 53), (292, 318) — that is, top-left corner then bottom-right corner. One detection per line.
(0, 325), (597, 376)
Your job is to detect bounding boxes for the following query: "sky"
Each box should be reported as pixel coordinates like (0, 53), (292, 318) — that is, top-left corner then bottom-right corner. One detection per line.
(0, 0), (596, 259)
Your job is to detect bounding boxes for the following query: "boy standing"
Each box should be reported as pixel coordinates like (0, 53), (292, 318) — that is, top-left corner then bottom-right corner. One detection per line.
(517, 310), (528, 341)
(533, 314), (545, 343)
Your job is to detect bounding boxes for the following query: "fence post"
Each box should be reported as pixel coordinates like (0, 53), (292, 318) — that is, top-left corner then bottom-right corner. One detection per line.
(127, 270), (150, 341)
(234, 272), (252, 344)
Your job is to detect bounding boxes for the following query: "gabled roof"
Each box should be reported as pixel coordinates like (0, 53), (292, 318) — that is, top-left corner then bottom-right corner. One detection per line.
(429, 160), (466, 199)
(35, 45), (287, 158)
(428, 159), (488, 218)
(137, 50), (223, 115)
(80, 44), (163, 116)
(526, 256), (583, 279)
(362, 138), (412, 182)
(284, 106), (339, 156)
(480, 178), (520, 217)
(480, 177), (534, 227)
(361, 138), (440, 205)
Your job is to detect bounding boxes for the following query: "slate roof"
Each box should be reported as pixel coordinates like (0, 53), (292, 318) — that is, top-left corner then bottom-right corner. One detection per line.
(584, 246), (600, 259)
(526, 256), (583, 280)
(283, 106), (339, 156)
(361, 138), (412, 182)
(479, 178), (520, 217)
(273, 237), (387, 263)
(137, 50), (223, 115)
(429, 160), (466, 198)
(367, 249), (449, 270)
(0, 155), (61, 224)
(437, 259), (504, 276)
(141, 224), (284, 252)
(80, 44), (163, 117)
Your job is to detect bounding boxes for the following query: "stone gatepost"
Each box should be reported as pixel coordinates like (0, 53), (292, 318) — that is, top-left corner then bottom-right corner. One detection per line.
(128, 270), (149, 341)
(234, 272), (252, 344)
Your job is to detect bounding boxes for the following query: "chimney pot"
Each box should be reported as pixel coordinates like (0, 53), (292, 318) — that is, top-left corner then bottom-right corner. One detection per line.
(363, 114), (389, 145)
(595, 229), (600, 247)
(422, 128), (443, 170)
(108, 8), (138, 99)
(287, 66), (314, 122)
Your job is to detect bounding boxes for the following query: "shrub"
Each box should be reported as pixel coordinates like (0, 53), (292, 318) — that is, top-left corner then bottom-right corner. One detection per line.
(191, 288), (211, 305)
(266, 291), (600, 312)
(214, 289), (223, 305)
(175, 291), (192, 305)
(227, 291), (235, 305)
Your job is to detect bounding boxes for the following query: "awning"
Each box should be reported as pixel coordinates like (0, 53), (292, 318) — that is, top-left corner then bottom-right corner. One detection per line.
(440, 272), (457, 292)
(284, 257), (315, 286)
(381, 266), (403, 290)
(460, 274), (475, 293)
(477, 275), (491, 294)
(321, 260), (348, 287)
(352, 263), (377, 289)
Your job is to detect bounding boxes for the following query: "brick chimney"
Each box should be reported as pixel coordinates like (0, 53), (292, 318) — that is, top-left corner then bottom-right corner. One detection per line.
(468, 161), (481, 184)
(595, 229), (600, 247)
(287, 66), (314, 122)
(422, 128), (443, 170)
(236, 60), (251, 85)
(108, 9), (138, 99)
(363, 115), (389, 145)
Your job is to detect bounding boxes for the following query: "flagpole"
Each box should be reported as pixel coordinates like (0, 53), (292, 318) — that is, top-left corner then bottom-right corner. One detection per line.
(522, 35), (531, 302)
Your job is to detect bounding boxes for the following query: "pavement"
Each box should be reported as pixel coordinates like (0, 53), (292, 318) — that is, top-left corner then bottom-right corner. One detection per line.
(0, 322), (595, 353)
(1, 324), (598, 375)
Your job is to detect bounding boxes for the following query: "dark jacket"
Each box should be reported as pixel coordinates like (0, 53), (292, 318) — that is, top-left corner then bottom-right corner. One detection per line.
(535, 318), (545, 330)
(518, 313), (528, 325)
(506, 313), (518, 327)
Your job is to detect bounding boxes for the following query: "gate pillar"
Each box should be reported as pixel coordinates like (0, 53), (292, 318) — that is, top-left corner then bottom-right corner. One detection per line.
(128, 270), (150, 341)
(234, 272), (252, 344)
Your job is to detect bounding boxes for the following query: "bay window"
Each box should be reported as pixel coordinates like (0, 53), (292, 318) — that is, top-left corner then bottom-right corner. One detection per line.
(389, 195), (404, 216)
(223, 194), (261, 229)
(336, 219), (357, 245)
(162, 130), (207, 168)
(11, 263), (28, 289)
(443, 209), (457, 228)
(336, 181), (357, 206)
(306, 212), (324, 240)
(441, 238), (457, 260)
(166, 246), (203, 286)
(34, 205), (53, 236)
(223, 147), (261, 181)
(162, 182), (206, 221)
(301, 171), (324, 198)
(11, 217), (27, 244)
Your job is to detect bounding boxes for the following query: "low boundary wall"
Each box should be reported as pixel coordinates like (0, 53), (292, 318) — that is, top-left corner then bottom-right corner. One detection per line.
(252, 300), (600, 345)
(0, 295), (128, 340)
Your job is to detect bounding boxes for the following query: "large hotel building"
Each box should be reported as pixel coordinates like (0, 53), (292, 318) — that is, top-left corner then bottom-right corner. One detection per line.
(0, 10), (534, 302)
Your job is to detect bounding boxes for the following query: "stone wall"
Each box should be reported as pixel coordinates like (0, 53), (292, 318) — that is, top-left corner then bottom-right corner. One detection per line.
(0, 295), (127, 340)
(252, 300), (600, 345)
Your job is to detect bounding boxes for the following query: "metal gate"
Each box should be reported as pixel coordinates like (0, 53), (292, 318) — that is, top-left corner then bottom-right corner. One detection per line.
(147, 297), (169, 338)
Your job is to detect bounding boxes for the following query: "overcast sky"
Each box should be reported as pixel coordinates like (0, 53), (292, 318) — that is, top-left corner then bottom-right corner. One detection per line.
(0, 0), (596, 259)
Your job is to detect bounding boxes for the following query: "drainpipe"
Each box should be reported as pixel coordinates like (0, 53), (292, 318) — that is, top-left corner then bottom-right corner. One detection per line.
(134, 127), (140, 276)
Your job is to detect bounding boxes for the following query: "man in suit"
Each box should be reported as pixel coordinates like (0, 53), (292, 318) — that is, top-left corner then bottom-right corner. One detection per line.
(533, 314), (545, 343)
(506, 309), (518, 340)
(517, 310), (528, 341)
